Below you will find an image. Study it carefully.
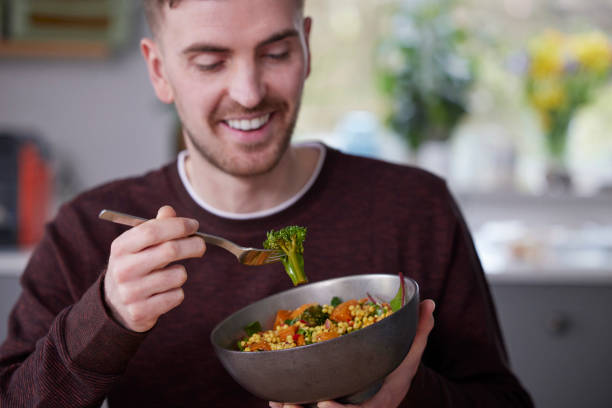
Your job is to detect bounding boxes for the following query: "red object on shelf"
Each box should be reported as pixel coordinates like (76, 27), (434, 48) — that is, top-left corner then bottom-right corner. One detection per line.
(17, 139), (52, 247)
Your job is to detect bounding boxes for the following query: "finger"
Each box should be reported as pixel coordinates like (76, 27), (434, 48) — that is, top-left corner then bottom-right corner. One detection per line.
(157, 205), (176, 219)
(114, 235), (205, 280)
(392, 299), (435, 375)
(112, 216), (200, 255)
(410, 299), (436, 359)
(117, 264), (188, 304)
(268, 403), (303, 408)
(149, 286), (185, 309)
(318, 401), (357, 408)
(127, 287), (185, 327)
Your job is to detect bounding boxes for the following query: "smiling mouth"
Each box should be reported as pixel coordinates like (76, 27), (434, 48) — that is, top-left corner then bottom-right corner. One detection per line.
(224, 113), (271, 131)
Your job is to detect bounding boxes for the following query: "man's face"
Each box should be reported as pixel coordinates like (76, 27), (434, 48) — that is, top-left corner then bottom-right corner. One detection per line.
(144, 0), (311, 177)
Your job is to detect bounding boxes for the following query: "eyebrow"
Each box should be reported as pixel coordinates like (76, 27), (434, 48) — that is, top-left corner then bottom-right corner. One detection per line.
(182, 28), (300, 55)
(258, 28), (299, 48)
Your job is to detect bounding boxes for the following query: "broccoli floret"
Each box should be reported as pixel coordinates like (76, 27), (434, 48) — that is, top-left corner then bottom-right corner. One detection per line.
(300, 305), (329, 326)
(263, 226), (307, 286)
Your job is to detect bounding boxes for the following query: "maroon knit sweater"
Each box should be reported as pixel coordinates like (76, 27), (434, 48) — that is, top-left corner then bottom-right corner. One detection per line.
(0, 145), (533, 407)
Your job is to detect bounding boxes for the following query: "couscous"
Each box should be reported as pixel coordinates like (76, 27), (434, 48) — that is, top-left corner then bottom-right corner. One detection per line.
(238, 297), (394, 352)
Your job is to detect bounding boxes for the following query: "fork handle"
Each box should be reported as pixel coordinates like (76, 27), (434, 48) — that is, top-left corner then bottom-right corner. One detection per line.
(98, 209), (238, 256)
(99, 209), (148, 228)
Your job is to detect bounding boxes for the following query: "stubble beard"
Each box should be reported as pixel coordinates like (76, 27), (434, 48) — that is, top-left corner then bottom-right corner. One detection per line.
(183, 110), (298, 178)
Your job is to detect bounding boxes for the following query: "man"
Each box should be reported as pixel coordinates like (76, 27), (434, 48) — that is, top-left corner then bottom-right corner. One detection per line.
(0, 1), (533, 407)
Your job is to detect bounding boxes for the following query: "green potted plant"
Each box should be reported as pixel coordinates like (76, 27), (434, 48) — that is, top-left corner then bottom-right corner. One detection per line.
(377, 0), (474, 158)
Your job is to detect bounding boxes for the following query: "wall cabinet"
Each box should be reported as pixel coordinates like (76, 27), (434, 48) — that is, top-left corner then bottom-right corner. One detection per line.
(490, 280), (612, 408)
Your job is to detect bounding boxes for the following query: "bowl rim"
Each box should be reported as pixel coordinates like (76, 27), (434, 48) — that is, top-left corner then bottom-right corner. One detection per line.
(211, 273), (419, 355)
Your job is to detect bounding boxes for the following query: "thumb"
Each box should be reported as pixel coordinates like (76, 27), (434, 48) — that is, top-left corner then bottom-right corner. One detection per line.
(387, 299), (435, 380)
(411, 299), (435, 360)
(156, 205), (177, 219)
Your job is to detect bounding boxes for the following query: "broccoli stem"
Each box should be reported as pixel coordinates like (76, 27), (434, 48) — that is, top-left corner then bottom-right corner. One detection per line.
(282, 251), (307, 286)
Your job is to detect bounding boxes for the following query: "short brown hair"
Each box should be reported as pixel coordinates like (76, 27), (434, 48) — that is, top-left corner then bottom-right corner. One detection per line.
(143, 0), (305, 37)
(142, 0), (179, 36)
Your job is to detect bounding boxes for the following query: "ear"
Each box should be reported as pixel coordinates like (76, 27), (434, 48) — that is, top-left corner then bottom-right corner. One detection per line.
(303, 17), (312, 78)
(141, 38), (174, 104)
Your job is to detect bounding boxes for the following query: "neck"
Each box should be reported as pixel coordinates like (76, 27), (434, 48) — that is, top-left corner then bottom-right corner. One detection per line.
(184, 144), (320, 214)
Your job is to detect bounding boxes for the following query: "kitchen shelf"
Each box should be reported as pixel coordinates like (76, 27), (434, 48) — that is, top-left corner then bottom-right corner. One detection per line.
(0, 249), (32, 277)
(0, 39), (111, 59)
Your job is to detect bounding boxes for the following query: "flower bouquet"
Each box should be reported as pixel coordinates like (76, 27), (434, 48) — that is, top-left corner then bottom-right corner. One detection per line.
(524, 29), (612, 189)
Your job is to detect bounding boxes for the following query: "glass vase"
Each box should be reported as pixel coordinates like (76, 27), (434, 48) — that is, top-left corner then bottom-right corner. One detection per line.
(544, 120), (572, 192)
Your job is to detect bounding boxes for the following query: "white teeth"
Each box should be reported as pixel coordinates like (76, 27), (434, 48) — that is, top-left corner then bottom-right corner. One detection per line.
(226, 114), (270, 131)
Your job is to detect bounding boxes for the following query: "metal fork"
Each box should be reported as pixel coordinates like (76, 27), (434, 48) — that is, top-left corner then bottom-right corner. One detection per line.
(98, 209), (284, 266)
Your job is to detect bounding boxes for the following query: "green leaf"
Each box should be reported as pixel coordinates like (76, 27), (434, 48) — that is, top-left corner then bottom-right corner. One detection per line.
(390, 292), (402, 312)
(390, 272), (406, 312)
(244, 321), (262, 337)
(330, 296), (343, 307)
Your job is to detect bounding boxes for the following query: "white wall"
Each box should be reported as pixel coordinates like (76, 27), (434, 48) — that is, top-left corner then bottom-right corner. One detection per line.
(0, 14), (177, 206)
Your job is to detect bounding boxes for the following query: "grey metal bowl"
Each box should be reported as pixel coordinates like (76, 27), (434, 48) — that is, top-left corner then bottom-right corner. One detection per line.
(210, 274), (419, 405)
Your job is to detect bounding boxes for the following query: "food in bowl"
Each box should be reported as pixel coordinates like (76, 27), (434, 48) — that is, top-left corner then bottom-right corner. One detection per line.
(210, 274), (419, 405)
(240, 297), (395, 351)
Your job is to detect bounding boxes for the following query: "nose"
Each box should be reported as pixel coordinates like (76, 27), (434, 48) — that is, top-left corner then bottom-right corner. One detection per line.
(227, 60), (266, 109)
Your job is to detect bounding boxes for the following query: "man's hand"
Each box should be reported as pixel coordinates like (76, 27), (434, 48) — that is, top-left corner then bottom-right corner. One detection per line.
(103, 205), (206, 332)
(269, 299), (436, 408)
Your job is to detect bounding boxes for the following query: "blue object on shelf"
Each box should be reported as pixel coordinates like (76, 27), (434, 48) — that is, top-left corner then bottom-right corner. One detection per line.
(335, 110), (381, 159)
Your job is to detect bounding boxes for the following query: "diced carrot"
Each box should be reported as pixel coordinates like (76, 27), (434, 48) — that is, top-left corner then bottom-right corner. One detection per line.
(330, 300), (358, 322)
(249, 341), (271, 351)
(277, 324), (297, 340)
(313, 331), (340, 342)
(295, 334), (305, 346)
(273, 309), (292, 329)
(289, 303), (317, 320)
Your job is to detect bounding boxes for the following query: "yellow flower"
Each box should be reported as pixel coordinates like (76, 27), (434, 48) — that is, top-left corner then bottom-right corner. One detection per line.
(528, 30), (565, 78)
(524, 29), (612, 154)
(567, 31), (612, 74)
(529, 78), (566, 112)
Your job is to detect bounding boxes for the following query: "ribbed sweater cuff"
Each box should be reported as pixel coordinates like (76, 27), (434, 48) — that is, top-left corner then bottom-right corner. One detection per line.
(64, 274), (147, 375)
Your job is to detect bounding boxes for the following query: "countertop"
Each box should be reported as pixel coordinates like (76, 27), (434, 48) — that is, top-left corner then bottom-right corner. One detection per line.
(2, 247), (611, 285)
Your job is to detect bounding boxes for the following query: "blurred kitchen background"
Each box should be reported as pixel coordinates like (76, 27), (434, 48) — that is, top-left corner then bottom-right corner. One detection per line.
(1, 0), (611, 407)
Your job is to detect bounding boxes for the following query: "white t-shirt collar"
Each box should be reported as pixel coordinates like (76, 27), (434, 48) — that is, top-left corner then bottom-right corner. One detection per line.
(177, 142), (326, 220)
